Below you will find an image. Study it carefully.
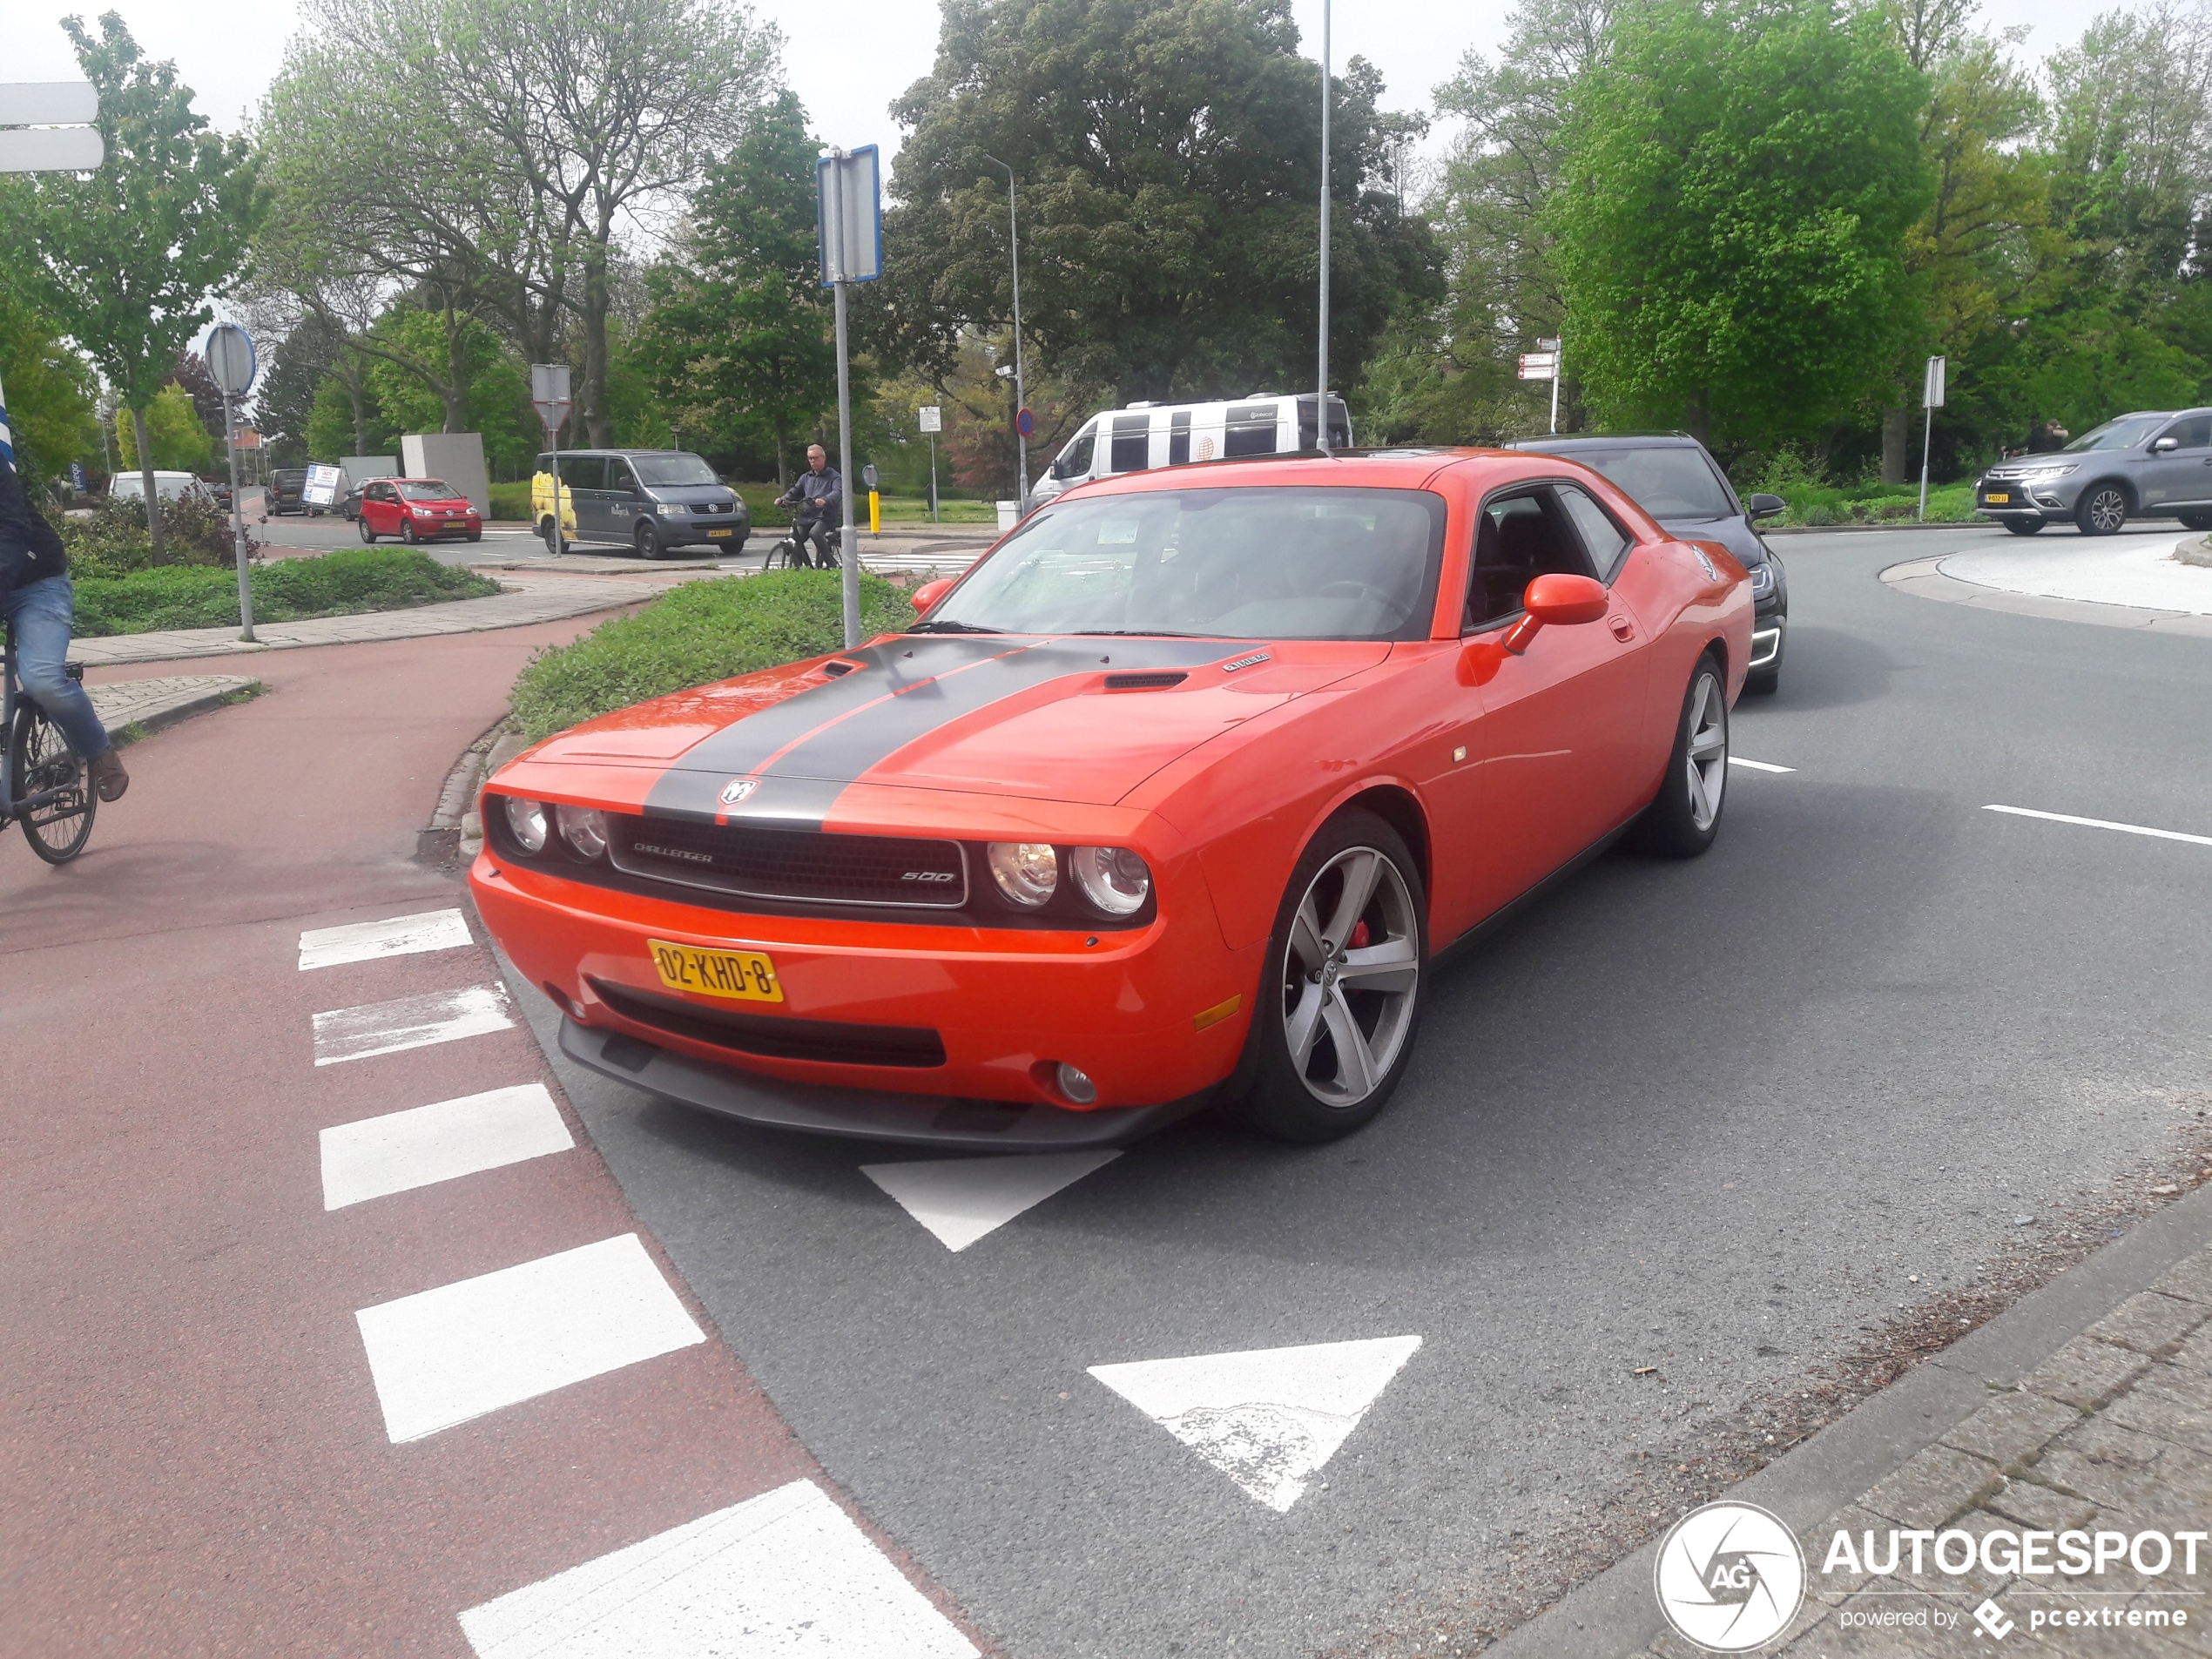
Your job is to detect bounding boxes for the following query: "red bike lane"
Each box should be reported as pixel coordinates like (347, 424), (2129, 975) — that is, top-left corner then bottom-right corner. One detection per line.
(1, 624), (982, 1657)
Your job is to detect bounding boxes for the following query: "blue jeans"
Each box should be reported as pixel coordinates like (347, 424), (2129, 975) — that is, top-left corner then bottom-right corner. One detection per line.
(3, 577), (109, 759)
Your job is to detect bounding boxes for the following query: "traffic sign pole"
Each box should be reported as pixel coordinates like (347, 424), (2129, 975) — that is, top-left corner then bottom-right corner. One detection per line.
(531, 364), (573, 554)
(1919, 355), (1946, 523)
(205, 323), (258, 642)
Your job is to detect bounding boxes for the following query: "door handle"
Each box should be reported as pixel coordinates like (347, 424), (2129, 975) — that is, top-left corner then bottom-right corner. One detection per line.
(1609, 617), (1635, 642)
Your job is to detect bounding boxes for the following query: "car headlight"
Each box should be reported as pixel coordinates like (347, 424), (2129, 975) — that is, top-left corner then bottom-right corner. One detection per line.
(1749, 562), (1775, 598)
(988, 842), (1059, 907)
(2020, 464), (2077, 480)
(502, 796), (550, 853)
(657, 502), (688, 516)
(1070, 846), (1151, 916)
(557, 804), (610, 860)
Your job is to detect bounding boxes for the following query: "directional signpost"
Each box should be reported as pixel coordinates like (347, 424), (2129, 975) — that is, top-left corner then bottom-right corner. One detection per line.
(0, 81), (103, 173)
(531, 363), (573, 552)
(205, 323), (259, 642)
(1519, 337), (1564, 433)
(1919, 355), (1947, 522)
(919, 405), (941, 523)
(818, 145), (882, 647)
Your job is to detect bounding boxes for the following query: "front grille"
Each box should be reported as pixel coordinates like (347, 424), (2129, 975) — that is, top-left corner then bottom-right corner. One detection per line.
(609, 815), (968, 907)
(696, 501), (733, 514)
(589, 978), (946, 1067)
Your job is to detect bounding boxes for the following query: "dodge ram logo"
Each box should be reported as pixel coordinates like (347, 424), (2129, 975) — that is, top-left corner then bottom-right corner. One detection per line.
(718, 778), (759, 806)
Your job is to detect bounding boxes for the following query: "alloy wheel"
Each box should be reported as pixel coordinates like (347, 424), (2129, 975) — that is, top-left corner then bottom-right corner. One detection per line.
(1685, 671), (1728, 831)
(1278, 846), (1420, 1108)
(2082, 488), (2127, 534)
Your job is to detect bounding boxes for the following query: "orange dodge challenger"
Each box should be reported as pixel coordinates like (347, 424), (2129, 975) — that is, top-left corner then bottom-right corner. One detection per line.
(471, 450), (1752, 1148)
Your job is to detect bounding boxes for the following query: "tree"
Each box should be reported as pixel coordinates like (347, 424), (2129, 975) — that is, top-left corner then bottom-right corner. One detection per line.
(253, 313), (346, 464)
(0, 12), (257, 558)
(1548, 0), (1930, 447)
(871, 0), (1442, 403)
(639, 91), (835, 484)
(114, 382), (214, 470)
(0, 288), (101, 488)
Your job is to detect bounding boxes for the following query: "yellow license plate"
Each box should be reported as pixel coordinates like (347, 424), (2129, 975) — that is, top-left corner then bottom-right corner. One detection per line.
(1985, 492), (2009, 503)
(707, 528), (733, 538)
(648, 940), (783, 1002)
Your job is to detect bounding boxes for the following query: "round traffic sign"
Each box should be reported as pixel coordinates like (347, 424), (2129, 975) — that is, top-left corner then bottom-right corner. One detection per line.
(205, 323), (256, 397)
(1015, 407), (1035, 439)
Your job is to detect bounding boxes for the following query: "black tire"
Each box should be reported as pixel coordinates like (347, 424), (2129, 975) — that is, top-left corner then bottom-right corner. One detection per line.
(2076, 484), (2128, 536)
(466, 531), (481, 543)
(2180, 512), (2212, 532)
(637, 520), (671, 560)
(1634, 651), (1729, 858)
(2004, 517), (2047, 536)
(9, 700), (94, 865)
(401, 518), (419, 546)
(358, 516), (376, 543)
(1237, 809), (1426, 1144)
(542, 516), (567, 556)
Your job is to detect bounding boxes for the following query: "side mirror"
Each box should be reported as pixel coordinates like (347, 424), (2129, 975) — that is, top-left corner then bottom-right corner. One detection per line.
(1747, 492), (1786, 521)
(1501, 573), (1609, 654)
(2154, 436), (2181, 453)
(912, 576), (956, 615)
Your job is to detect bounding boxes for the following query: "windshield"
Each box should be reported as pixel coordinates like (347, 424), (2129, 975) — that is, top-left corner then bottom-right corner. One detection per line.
(2064, 415), (2167, 453)
(631, 453), (719, 486)
(920, 487), (1447, 641)
(396, 479), (458, 501)
(1557, 447), (1735, 519)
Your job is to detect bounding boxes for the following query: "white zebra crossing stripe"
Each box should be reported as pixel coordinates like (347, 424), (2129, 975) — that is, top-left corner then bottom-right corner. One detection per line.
(860, 1150), (1119, 1251)
(354, 1234), (705, 1444)
(320, 1084), (575, 1211)
(298, 907), (472, 970)
(456, 1479), (978, 1659)
(312, 984), (515, 1066)
(1089, 1335), (1423, 1513)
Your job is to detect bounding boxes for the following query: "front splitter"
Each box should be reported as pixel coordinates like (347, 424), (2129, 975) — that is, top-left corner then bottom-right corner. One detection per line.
(556, 1016), (1212, 1150)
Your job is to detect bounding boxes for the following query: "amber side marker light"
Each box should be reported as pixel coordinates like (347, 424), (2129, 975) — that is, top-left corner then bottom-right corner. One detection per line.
(1193, 994), (1243, 1033)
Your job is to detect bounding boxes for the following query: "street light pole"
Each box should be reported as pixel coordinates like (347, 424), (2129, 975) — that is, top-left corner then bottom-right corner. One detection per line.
(1317, 0), (1332, 453)
(982, 153), (1028, 509)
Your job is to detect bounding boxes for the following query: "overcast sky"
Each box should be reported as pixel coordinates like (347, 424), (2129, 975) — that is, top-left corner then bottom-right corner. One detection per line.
(0, 0), (2110, 167)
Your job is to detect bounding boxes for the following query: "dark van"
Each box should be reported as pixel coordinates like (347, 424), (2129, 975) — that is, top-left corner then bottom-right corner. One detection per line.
(531, 449), (750, 559)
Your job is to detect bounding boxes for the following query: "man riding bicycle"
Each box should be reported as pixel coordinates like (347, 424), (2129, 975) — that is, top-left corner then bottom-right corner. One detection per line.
(775, 444), (842, 569)
(0, 402), (127, 804)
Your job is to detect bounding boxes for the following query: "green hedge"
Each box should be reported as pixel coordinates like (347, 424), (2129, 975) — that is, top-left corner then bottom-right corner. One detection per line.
(489, 481), (532, 521)
(511, 569), (913, 741)
(73, 549), (501, 637)
(1769, 481), (1976, 526)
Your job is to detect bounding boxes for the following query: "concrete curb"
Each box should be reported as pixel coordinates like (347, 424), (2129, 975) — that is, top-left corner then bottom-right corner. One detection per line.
(89, 675), (262, 744)
(1879, 551), (2212, 637)
(1764, 519), (1993, 537)
(415, 717), (509, 865)
(1491, 1178), (2212, 1657)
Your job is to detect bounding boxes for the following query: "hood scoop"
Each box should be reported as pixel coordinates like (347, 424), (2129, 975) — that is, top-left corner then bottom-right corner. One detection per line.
(1103, 671), (1188, 691)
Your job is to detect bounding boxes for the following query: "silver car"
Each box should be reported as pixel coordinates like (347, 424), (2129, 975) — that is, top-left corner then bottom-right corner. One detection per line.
(1974, 409), (2212, 536)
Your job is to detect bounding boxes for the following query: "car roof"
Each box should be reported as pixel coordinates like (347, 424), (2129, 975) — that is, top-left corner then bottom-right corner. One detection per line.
(1507, 432), (1706, 449)
(1055, 446), (1626, 496)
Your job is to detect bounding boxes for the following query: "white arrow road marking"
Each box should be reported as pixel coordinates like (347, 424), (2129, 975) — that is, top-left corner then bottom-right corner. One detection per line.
(298, 907), (472, 970)
(1728, 757), (1795, 773)
(1984, 804), (2212, 847)
(860, 1150), (1120, 1251)
(354, 1234), (704, 1443)
(1089, 1334), (1423, 1513)
(457, 1478), (978, 1659)
(312, 983), (514, 1066)
(320, 1083), (575, 1211)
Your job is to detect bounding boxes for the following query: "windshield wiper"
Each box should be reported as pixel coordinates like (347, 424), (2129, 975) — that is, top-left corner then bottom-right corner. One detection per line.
(908, 619), (1002, 634)
(1065, 629), (1206, 637)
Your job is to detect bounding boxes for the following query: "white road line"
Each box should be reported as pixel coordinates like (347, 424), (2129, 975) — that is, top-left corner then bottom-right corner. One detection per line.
(354, 1234), (705, 1444)
(1089, 1334), (1422, 1513)
(860, 1150), (1119, 1251)
(320, 1083), (575, 1211)
(299, 907), (472, 970)
(312, 984), (514, 1067)
(1728, 757), (1795, 773)
(456, 1478), (979, 1659)
(1983, 804), (2212, 847)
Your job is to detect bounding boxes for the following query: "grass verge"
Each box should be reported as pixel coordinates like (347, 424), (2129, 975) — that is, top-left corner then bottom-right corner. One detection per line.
(73, 550), (500, 637)
(511, 569), (914, 742)
(1771, 481), (1977, 526)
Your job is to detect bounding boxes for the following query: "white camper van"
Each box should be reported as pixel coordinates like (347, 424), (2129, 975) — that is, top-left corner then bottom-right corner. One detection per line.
(1031, 393), (1353, 505)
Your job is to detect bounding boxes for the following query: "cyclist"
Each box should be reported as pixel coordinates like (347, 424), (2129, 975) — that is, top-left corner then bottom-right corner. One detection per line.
(775, 444), (842, 569)
(0, 406), (126, 801)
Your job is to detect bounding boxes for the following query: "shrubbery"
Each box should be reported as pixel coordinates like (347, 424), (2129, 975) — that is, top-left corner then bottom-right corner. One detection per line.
(511, 568), (913, 741)
(72, 548), (499, 637)
(58, 493), (258, 577)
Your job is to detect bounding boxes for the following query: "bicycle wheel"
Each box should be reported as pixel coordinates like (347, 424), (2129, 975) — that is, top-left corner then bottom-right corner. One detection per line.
(9, 699), (95, 864)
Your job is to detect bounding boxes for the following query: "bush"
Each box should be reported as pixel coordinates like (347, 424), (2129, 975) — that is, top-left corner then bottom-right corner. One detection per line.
(72, 548), (499, 637)
(512, 568), (913, 741)
(489, 481), (531, 521)
(59, 493), (258, 578)
(1796, 502), (1844, 526)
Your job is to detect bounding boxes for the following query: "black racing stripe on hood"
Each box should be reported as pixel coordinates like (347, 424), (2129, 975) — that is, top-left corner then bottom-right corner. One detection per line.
(644, 635), (1246, 826)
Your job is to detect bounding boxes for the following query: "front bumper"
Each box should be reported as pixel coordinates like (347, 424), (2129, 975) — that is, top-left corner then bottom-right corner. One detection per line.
(1976, 476), (2075, 517)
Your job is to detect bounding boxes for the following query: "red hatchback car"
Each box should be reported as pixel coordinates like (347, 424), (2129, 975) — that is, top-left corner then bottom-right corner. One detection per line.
(471, 449), (1752, 1149)
(357, 477), (482, 544)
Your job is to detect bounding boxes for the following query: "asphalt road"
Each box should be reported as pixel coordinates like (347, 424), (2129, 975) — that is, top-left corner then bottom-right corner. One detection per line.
(511, 521), (2212, 1657)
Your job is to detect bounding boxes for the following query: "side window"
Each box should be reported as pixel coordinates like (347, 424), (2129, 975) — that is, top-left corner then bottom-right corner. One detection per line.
(1109, 414), (1151, 475)
(606, 460), (639, 494)
(1465, 489), (1598, 631)
(1224, 403), (1278, 457)
(559, 455), (605, 490)
(1168, 410), (1192, 466)
(1054, 426), (1096, 481)
(1555, 484), (1633, 583)
(536, 453), (553, 475)
(2161, 415), (2212, 450)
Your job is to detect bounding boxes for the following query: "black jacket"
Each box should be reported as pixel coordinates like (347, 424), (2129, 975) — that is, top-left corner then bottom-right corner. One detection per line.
(0, 455), (66, 599)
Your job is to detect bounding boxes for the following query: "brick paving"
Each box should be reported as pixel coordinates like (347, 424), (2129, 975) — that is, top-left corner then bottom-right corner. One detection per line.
(1632, 1247), (2212, 1656)
(86, 673), (260, 736)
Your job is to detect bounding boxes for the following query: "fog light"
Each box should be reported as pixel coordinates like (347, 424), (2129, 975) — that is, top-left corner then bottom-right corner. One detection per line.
(557, 803), (610, 860)
(1055, 1062), (1098, 1105)
(503, 795), (549, 853)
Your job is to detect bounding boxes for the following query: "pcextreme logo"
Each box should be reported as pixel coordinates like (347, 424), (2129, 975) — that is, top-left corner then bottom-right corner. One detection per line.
(1653, 1501), (1806, 1652)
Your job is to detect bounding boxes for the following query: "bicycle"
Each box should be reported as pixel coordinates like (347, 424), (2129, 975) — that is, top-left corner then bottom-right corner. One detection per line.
(0, 618), (96, 864)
